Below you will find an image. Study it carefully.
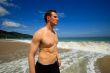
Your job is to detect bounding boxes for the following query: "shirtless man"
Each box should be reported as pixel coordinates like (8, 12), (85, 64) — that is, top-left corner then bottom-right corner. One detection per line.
(28, 10), (61, 73)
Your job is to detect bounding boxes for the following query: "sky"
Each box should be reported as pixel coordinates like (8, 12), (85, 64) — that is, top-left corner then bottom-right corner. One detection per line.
(0, 0), (110, 37)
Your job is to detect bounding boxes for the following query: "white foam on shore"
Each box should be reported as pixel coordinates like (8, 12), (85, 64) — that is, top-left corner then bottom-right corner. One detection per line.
(0, 49), (107, 73)
(7, 39), (110, 55)
(14, 39), (31, 43)
(0, 58), (29, 73)
(57, 41), (110, 73)
(0, 56), (38, 73)
(4, 39), (31, 43)
(60, 49), (108, 73)
(58, 41), (110, 54)
(86, 54), (104, 73)
(1, 39), (110, 73)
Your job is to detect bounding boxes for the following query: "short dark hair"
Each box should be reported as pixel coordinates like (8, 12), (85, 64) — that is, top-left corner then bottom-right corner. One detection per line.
(44, 10), (57, 23)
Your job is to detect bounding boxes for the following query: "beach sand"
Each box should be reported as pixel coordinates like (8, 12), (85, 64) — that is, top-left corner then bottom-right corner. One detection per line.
(0, 40), (30, 63)
(95, 55), (110, 73)
(1, 39), (110, 73)
(0, 39), (71, 64)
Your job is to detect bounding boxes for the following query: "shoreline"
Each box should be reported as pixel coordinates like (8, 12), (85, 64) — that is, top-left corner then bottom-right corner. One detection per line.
(0, 39), (31, 43)
(0, 39), (71, 64)
(95, 55), (110, 73)
(0, 40), (30, 63)
(0, 39), (110, 73)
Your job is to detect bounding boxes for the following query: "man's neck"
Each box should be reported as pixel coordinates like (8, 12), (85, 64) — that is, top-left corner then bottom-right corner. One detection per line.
(46, 23), (54, 31)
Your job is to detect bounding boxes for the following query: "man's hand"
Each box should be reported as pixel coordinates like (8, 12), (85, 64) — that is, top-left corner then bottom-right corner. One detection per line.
(57, 59), (61, 67)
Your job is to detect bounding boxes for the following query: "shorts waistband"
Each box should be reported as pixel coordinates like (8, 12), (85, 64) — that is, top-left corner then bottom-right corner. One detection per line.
(37, 60), (57, 66)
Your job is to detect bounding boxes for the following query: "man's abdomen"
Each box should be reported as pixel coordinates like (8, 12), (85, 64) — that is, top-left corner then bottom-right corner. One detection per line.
(38, 51), (57, 65)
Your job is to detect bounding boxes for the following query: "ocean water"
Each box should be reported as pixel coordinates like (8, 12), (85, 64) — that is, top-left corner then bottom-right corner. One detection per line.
(0, 37), (110, 73)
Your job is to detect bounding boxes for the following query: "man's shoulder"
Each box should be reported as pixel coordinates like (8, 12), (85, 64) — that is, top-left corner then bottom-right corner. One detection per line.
(34, 27), (45, 36)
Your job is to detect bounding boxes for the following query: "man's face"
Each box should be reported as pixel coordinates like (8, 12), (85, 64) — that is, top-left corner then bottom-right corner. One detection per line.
(48, 12), (58, 26)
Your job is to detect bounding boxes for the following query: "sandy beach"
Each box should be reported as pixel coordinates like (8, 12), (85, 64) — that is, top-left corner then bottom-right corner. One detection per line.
(95, 55), (110, 73)
(0, 40), (30, 63)
(0, 39), (110, 73)
(0, 39), (71, 64)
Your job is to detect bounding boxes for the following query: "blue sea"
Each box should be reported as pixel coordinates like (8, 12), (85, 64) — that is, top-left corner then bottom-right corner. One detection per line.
(0, 37), (110, 73)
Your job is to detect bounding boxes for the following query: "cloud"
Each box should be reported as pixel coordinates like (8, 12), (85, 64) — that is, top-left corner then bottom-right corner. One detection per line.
(0, 0), (19, 16)
(0, 6), (9, 16)
(37, 10), (45, 18)
(0, 0), (7, 3)
(58, 13), (65, 18)
(38, 11), (45, 14)
(38, 10), (65, 18)
(54, 28), (59, 31)
(2, 20), (26, 28)
(0, 0), (16, 7)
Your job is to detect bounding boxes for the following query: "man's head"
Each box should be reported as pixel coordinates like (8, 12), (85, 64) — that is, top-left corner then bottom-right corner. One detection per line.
(44, 10), (58, 25)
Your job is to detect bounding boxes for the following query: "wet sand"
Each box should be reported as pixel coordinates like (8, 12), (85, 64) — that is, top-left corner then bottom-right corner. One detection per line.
(0, 40), (30, 63)
(0, 39), (71, 64)
(95, 55), (110, 73)
(1, 39), (110, 73)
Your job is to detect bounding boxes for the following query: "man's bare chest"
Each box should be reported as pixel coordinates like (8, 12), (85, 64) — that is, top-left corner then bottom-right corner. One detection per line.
(41, 32), (58, 47)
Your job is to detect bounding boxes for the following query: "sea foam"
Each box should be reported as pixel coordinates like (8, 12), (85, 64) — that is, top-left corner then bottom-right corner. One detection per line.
(1, 39), (110, 73)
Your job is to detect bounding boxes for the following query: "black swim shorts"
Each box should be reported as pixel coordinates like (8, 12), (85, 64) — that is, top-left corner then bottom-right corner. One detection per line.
(35, 61), (60, 73)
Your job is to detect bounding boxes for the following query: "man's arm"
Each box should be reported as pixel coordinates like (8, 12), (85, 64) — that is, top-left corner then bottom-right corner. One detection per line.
(28, 31), (41, 73)
(55, 32), (61, 67)
(56, 48), (61, 67)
